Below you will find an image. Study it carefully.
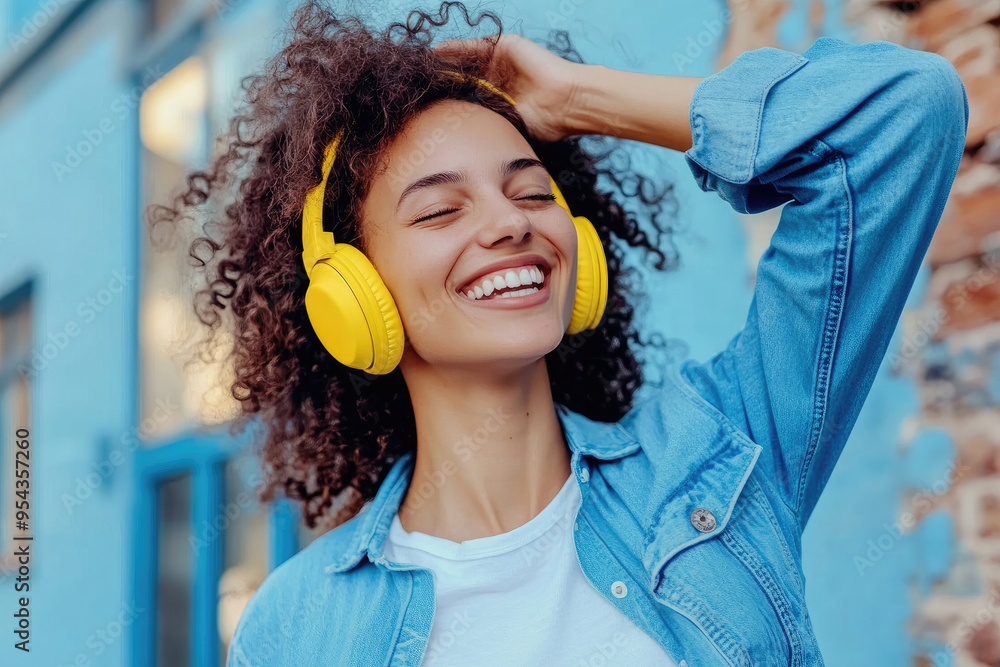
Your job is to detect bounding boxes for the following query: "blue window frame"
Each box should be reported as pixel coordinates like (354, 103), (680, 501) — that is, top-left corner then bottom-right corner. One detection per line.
(131, 426), (309, 666)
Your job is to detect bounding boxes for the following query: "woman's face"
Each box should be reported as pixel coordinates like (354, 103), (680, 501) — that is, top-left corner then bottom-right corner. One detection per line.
(359, 99), (578, 372)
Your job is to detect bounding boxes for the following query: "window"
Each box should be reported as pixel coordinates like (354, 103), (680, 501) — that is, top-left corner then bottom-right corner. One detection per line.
(139, 53), (240, 443)
(138, 1), (277, 444)
(0, 282), (32, 572)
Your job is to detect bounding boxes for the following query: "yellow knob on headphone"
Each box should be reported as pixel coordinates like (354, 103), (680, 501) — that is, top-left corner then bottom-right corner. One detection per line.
(301, 76), (608, 375)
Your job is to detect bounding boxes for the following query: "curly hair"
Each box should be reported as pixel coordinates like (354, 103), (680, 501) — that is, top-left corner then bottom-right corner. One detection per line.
(145, 0), (682, 534)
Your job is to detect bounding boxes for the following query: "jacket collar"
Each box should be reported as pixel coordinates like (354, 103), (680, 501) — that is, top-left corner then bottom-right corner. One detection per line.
(322, 402), (640, 574)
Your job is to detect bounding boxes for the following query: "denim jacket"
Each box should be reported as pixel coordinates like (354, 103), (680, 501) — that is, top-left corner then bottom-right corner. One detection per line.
(227, 37), (968, 667)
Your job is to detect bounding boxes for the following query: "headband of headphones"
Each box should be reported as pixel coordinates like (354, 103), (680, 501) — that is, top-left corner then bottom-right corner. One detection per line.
(302, 71), (516, 275)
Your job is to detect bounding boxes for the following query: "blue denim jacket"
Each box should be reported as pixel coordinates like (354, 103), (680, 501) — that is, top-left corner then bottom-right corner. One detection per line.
(228, 37), (968, 667)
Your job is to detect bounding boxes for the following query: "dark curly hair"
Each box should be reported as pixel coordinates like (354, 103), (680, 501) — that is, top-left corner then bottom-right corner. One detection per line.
(145, 0), (682, 534)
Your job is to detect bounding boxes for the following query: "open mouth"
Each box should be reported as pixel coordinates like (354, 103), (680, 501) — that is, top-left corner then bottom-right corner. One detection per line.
(457, 263), (549, 302)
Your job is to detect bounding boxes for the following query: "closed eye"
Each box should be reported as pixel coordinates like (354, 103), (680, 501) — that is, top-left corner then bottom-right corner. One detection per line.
(412, 193), (557, 224)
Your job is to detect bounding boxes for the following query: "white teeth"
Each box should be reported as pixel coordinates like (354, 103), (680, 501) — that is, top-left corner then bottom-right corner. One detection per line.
(498, 287), (539, 298)
(463, 264), (547, 300)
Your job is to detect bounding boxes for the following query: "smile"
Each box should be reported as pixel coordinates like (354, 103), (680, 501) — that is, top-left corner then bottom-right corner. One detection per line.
(459, 264), (547, 301)
(457, 263), (552, 309)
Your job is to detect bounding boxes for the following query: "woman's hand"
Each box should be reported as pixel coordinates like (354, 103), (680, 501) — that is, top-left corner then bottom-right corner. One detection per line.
(433, 34), (585, 142)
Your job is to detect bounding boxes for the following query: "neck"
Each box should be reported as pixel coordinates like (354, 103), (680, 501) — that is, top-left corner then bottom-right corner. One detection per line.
(396, 356), (572, 543)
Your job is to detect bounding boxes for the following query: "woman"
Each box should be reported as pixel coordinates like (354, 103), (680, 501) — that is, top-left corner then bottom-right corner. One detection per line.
(150, 1), (968, 664)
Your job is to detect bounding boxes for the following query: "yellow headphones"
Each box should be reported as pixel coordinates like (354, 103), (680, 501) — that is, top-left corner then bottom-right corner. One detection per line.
(301, 72), (608, 375)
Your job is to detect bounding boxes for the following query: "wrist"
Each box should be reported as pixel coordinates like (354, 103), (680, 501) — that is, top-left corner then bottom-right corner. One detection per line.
(563, 64), (618, 137)
(561, 63), (702, 152)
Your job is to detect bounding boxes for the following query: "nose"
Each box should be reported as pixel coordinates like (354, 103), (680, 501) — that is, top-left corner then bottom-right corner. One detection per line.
(476, 193), (534, 248)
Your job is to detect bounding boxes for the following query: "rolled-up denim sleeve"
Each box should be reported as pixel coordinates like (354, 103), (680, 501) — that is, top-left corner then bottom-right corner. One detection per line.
(676, 37), (969, 531)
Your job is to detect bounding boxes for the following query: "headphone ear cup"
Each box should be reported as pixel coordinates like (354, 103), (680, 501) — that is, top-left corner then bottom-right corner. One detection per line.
(304, 244), (404, 375)
(566, 215), (609, 335)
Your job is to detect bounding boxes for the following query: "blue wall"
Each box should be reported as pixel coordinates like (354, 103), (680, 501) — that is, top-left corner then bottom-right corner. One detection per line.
(0, 5), (140, 665)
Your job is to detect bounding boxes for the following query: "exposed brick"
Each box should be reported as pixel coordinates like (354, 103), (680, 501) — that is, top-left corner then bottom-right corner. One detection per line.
(929, 185), (1000, 266)
(909, 0), (1000, 53)
(983, 494), (1000, 538)
(937, 25), (1000, 80)
(715, 0), (791, 70)
(955, 434), (1000, 478)
(965, 71), (1000, 148)
(939, 263), (1000, 334)
(967, 619), (1000, 666)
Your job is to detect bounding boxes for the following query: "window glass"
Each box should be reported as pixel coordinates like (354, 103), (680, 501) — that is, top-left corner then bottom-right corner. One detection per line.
(217, 452), (267, 665)
(156, 472), (192, 667)
(139, 54), (240, 443)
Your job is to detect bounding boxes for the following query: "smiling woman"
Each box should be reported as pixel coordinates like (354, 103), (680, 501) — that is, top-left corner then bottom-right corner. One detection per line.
(144, 0), (969, 664)
(143, 1), (681, 662)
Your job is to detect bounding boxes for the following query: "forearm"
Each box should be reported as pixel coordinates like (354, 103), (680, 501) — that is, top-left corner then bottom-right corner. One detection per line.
(564, 63), (702, 152)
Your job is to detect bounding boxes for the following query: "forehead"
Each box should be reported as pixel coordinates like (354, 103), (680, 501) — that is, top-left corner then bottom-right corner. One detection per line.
(374, 99), (533, 194)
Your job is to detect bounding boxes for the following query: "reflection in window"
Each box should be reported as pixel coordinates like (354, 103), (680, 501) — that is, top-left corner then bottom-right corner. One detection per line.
(0, 286), (32, 569)
(156, 472), (192, 667)
(146, 0), (187, 34)
(217, 453), (267, 665)
(138, 5), (278, 446)
(139, 55), (239, 443)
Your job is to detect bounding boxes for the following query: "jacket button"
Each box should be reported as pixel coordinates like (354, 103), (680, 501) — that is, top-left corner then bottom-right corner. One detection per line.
(611, 581), (627, 598)
(580, 467), (590, 483)
(690, 508), (717, 533)
(679, 661), (688, 667)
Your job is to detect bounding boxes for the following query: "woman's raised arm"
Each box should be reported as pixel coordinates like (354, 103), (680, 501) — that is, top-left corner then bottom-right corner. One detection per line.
(575, 37), (969, 531)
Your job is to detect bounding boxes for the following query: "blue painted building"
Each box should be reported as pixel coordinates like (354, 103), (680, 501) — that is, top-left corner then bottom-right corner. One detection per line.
(0, 0), (956, 664)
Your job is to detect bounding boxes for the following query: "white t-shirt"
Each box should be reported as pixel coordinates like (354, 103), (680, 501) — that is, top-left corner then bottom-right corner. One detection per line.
(381, 471), (680, 666)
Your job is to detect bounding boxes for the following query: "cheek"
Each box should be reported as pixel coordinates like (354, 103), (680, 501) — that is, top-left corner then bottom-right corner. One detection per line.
(550, 218), (579, 279)
(371, 241), (454, 330)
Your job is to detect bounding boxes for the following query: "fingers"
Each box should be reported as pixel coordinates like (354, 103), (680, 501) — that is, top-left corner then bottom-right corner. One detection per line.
(432, 36), (493, 60)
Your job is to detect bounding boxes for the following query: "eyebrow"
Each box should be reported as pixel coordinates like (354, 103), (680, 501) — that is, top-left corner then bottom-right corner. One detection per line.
(395, 157), (548, 213)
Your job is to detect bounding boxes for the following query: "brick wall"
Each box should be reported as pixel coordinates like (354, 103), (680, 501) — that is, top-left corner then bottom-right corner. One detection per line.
(721, 1), (1000, 664)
